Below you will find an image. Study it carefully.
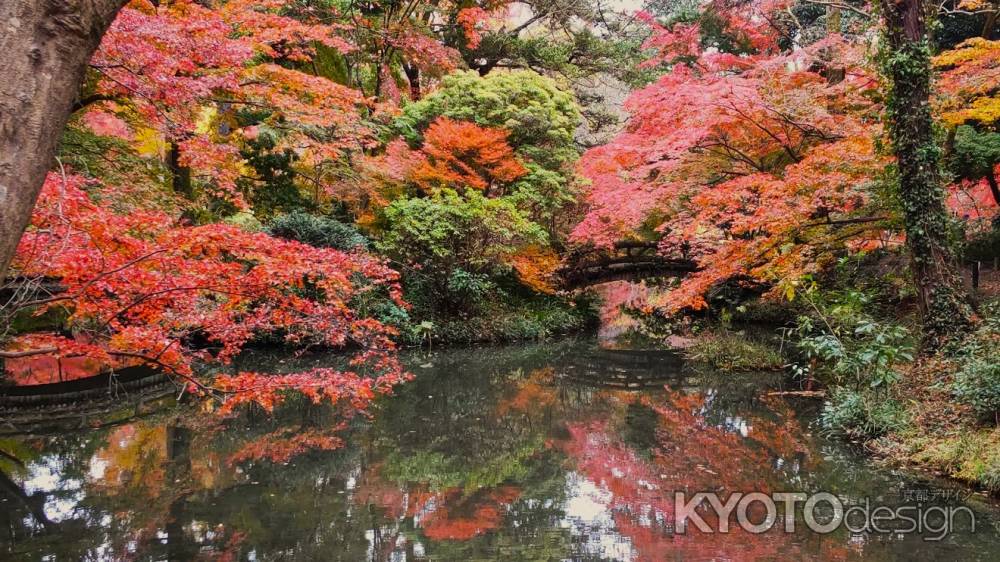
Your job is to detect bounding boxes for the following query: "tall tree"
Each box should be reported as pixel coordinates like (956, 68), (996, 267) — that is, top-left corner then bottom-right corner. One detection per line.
(880, 0), (975, 347)
(0, 0), (127, 281)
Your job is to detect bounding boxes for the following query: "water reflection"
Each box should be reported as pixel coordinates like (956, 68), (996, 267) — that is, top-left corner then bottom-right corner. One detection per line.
(1, 339), (997, 561)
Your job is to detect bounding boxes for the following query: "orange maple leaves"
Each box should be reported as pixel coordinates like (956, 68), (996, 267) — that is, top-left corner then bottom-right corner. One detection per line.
(408, 117), (527, 195)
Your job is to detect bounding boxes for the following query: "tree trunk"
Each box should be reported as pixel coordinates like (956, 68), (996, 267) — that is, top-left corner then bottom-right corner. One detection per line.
(403, 63), (421, 101)
(987, 168), (1000, 207)
(982, 6), (998, 39)
(880, 0), (975, 349)
(167, 142), (193, 199)
(0, 0), (127, 281)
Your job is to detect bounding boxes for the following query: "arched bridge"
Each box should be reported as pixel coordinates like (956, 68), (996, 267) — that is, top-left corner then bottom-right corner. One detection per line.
(555, 241), (698, 289)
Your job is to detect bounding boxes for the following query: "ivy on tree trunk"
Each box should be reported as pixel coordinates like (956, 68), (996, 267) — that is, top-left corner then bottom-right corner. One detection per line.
(879, 0), (975, 349)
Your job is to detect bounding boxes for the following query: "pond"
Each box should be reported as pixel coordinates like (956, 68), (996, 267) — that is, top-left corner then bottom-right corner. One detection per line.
(1, 339), (998, 561)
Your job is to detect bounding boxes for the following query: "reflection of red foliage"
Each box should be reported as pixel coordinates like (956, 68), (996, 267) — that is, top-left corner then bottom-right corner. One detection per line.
(496, 368), (557, 415)
(557, 391), (847, 561)
(228, 426), (346, 465)
(420, 486), (521, 541)
(356, 484), (409, 521)
(352, 461), (523, 544)
(4, 354), (129, 386)
(208, 531), (248, 562)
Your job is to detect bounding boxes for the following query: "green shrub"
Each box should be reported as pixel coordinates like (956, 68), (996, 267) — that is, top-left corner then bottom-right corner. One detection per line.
(821, 388), (909, 438)
(268, 211), (369, 251)
(446, 269), (496, 302)
(684, 332), (785, 372)
(378, 190), (544, 276)
(789, 289), (915, 438)
(223, 211), (264, 232)
(951, 301), (1000, 424)
(398, 293), (597, 345)
(964, 225), (1000, 262)
(377, 190), (546, 315)
(238, 131), (314, 218)
(395, 70), (581, 172)
(953, 351), (1000, 423)
(789, 290), (914, 390)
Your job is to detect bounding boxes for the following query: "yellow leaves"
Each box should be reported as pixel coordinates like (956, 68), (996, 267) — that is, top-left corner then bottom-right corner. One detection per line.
(934, 38), (1000, 126)
(941, 97), (1000, 127)
(933, 38), (998, 68)
(134, 127), (168, 158)
(91, 425), (168, 495)
(194, 105), (218, 135)
(126, 0), (159, 15)
(776, 276), (805, 302)
(510, 245), (560, 294)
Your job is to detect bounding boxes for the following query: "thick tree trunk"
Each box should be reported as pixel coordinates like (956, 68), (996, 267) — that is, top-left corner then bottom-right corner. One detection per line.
(880, 0), (975, 349)
(0, 0), (127, 281)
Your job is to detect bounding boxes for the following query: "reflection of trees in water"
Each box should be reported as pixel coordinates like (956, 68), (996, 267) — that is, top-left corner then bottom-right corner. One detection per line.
(0, 461), (54, 532)
(554, 389), (846, 561)
(4, 341), (990, 561)
(1, 341), (799, 560)
(1, 433), (112, 560)
(356, 343), (814, 561)
(352, 353), (580, 560)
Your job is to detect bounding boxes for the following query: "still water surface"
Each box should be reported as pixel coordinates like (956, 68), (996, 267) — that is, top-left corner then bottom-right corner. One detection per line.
(1, 339), (998, 560)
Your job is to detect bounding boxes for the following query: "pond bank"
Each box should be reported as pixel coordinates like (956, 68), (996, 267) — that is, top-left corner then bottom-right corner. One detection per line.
(649, 322), (1000, 500)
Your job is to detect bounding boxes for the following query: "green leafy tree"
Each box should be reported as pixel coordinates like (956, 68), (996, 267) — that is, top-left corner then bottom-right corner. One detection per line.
(393, 70), (582, 237)
(377, 189), (546, 309)
(395, 70), (580, 173)
(950, 125), (1000, 206)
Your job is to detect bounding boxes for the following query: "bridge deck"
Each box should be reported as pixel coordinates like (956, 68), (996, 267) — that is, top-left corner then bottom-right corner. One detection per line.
(556, 241), (697, 289)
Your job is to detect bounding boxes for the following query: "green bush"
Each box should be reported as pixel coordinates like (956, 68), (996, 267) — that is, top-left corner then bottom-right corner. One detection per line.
(953, 355), (1000, 423)
(395, 70), (581, 172)
(964, 225), (1000, 262)
(789, 290), (914, 390)
(398, 293), (597, 345)
(684, 331), (785, 372)
(949, 125), (1000, 205)
(445, 269), (496, 302)
(238, 130), (314, 218)
(392, 71), (582, 237)
(821, 388), (909, 438)
(788, 289), (915, 438)
(378, 190), (544, 270)
(223, 211), (264, 232)
(268, 211), (369, 251)
(951, 302), (1000, 424)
